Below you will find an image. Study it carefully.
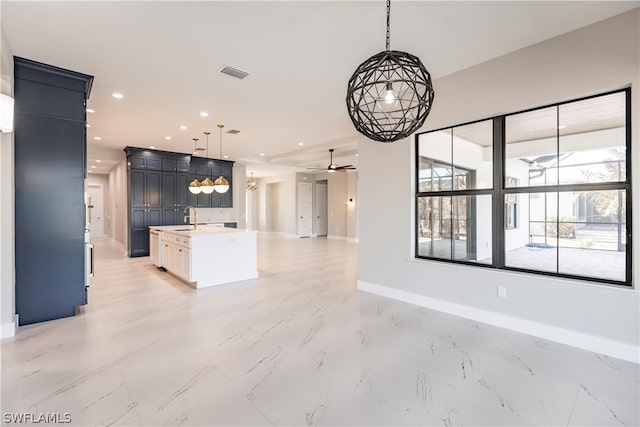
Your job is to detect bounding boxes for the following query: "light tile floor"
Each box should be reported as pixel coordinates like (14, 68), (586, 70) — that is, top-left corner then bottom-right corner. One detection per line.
(1, 235), (638, 426)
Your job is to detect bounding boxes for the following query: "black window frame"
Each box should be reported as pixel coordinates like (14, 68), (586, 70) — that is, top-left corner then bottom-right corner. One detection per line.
(414, 88), (632, 287)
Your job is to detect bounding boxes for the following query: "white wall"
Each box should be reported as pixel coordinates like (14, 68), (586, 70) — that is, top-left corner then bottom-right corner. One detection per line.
(0, 25), (15, 337)
(347, 173), (358, 242)
(108, 160), (128, 249)
(358, 9), (639, 362)
(254, 172), (297, 236)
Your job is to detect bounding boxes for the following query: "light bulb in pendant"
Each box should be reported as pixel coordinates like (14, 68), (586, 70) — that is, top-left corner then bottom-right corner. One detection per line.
(383, 81), (398, 104)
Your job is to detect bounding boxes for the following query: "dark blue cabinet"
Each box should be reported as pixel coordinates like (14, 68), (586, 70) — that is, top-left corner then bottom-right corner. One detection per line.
(130, 152), (162, 170)
(14, 57), (93, 326)
(125, 147), (234, 256)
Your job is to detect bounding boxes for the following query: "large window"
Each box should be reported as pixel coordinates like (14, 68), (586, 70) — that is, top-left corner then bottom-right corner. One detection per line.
(415, 89), (631, 285)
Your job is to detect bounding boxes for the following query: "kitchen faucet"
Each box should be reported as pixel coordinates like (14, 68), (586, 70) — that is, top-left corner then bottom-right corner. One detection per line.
(183, 206), (198, 230)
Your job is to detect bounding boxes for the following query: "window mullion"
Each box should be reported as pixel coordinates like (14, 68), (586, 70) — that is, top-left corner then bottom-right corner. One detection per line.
(493, 116), (505, 268)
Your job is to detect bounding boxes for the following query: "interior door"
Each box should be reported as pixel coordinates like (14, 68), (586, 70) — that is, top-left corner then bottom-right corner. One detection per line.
(87, 184), (104, 237)
(315, 181), (328, 236)
(297, 182), (313, 237)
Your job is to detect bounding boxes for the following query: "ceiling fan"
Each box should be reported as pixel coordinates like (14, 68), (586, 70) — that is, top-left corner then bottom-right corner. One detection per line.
(308, 149), (356, 173)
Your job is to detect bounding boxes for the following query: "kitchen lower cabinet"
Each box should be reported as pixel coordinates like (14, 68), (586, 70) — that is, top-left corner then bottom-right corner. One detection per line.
(162, 233), (191, 281)
(130, 208), (162, 257)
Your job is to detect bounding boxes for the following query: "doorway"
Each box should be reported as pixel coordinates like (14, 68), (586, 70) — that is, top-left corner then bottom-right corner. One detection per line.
(87, 184), (105, 237)
(297, 182), (313, 237)
(314, 181), (328, 236)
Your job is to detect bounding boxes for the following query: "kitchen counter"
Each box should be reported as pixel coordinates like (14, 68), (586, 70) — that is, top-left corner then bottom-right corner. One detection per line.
(149, 224), (258, 288)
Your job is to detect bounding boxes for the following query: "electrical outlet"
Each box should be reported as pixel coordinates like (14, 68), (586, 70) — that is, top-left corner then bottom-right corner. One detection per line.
(497, 286), (507, 298)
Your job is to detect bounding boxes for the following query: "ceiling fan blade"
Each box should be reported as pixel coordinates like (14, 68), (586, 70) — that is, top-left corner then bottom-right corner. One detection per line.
(335, 165), (356, 171)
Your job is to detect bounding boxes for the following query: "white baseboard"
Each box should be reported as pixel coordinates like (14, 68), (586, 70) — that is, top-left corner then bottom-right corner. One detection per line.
(346, 237), (359, 243)
(358, 280), (639, 364)
(327, 235), (347, 241)
(1, 319), (16, 338)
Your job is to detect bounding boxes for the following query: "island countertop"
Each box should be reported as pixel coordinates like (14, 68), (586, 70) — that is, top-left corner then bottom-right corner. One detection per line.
(149, 224), (255, 237)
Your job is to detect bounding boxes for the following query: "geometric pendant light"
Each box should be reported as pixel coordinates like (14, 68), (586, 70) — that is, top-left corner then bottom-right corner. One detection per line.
(346, 0), (435, 143)
(212, 124), (230, 193)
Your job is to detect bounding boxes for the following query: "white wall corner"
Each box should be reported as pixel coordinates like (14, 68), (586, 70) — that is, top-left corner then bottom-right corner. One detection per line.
(357, 280), (640, 364)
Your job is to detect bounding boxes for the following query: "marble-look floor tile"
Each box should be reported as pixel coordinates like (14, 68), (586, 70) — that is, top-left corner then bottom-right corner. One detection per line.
(1, 235), (638, 426)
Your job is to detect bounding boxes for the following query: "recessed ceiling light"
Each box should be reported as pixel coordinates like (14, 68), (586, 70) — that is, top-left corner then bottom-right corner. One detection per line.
(149, 146), (156, 149)
(356, 153), (359, 157)
(223, 155), (229, 159)
(95, 159), (102, 163)
(88, 171), (93, 174)
(90, 165), (96, 169)
(199, 112), (208, 117)
(86, 123), (91, 128)
(260, 153), (265, 156)
(112, 93), (124, 99)
(165, 136), (172, 140)
(192, 151), (198, 156)
(298, 142), (304, 146)
(93, 136), (102, 140)
(179, 125), (187, 130)
(86, 108), (95, 113)
(558, 125), (568, 129)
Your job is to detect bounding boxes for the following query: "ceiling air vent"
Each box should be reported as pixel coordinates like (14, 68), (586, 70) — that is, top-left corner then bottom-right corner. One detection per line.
(227, 129), (240, 135)
(219, 65), (249, 80)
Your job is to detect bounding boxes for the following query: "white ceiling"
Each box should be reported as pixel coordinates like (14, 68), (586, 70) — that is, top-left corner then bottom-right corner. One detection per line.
(2, 1), (637, 176)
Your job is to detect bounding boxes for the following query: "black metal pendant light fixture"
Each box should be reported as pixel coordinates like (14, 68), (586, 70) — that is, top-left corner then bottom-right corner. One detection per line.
(346, 0), (435, 143)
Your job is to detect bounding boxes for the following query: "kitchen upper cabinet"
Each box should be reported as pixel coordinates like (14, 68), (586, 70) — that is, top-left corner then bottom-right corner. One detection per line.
(162, 156), (190, 172)
(14, 57), (93, 326)
(130, 152), (162, 170)
(162, 172), (189, 208)
(131, 169), (162, 208)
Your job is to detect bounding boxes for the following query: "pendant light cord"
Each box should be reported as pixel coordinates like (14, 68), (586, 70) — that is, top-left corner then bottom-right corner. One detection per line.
(218, 124), (224, 159)
(385, 0), (391, 51)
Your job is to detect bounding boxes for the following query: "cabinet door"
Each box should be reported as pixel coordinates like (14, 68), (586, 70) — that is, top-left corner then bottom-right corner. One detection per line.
(176, 157), (190, 172)
(163, 172), (176, 207)
(147, 208), (162, 227)
(162, 241), (171, 269)
(146, 156), (162, 170)
(197, 192), (211, 208)
(162, 158), (177, 172)
(197, 161), (211, 177)
(176, 173), (189, 206)
(163, 208), (177, 225)
(146, 171), (162, 207)
(130, 155), (146, 169)
(130, 169), (146, 207)
(130, 209), (148, 256)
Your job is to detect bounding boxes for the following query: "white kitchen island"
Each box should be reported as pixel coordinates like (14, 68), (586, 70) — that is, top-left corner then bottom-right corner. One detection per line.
(149, 225), (258, 288)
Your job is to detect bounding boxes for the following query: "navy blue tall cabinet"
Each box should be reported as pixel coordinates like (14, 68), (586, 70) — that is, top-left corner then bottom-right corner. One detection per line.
(14, 57), (93, 326)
